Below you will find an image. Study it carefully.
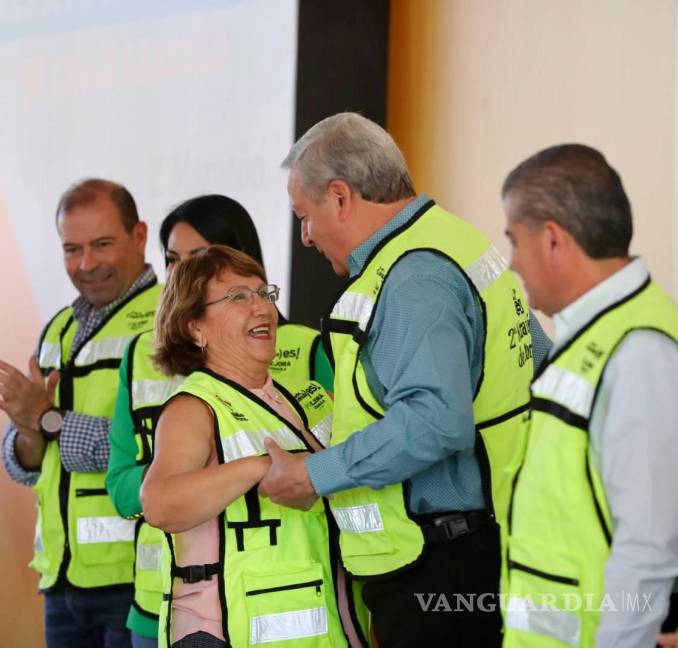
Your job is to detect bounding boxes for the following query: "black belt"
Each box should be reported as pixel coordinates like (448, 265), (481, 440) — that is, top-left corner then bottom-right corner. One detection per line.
(173, 562), (220, 584)
(418, 510), (493, 544)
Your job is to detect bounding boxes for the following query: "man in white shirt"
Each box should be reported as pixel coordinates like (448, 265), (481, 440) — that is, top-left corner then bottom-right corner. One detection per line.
(500, 144), (678, 648)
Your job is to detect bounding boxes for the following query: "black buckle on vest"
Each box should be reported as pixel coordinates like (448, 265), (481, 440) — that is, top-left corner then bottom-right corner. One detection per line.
(185, 565), (208, 583)
(174, 562), (219, 584)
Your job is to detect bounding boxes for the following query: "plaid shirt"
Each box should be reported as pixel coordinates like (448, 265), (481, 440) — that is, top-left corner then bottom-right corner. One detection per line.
(3, 266), (157, 486)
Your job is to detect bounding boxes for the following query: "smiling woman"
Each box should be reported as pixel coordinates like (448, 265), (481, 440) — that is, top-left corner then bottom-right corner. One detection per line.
(141, 245), (363, 648)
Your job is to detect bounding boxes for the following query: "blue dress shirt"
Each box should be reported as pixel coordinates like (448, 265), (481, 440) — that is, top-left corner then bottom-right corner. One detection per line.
(306, 195), (550, 513)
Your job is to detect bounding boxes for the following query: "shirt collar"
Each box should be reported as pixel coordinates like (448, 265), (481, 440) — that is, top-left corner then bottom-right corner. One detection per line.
(347, 194), (432, 277)
(552, 257), (649, 352)
(250, 374), (282, 403)
(71, 264), (157, 323)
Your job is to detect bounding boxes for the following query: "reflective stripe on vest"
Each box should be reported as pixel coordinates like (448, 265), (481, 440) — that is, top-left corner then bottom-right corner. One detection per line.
(39, 341), (61, 367)
(505, 596), (580, 646)
(75, 336), (133, 366)
(220, 427), (306, 462)
(309, 415), (332, 448)
(250, 606), (328, 645)
(77, 516), (136, 544)
(464, 244), (508, 292)
(332, 293), (374, 332)
(531, 366), (595, 419)
(132, 377), (185, 407)
(137, 543), (162, 571)
(332, 504), (384, 533)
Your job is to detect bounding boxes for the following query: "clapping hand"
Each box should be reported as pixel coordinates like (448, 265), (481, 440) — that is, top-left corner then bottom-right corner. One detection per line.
(0, 355), (59, 432)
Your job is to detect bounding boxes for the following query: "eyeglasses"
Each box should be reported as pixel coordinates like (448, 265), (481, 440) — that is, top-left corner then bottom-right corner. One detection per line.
(205, 283), (280, 307)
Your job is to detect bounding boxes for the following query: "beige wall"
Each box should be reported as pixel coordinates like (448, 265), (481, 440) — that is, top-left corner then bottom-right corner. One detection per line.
(389, 0), (677, 306)
(0, 198), (45, 646)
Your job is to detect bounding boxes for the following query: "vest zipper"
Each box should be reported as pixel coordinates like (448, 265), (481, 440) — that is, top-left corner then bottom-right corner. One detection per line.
(508, 559), (579, 586)
(245, 579), (323, 597)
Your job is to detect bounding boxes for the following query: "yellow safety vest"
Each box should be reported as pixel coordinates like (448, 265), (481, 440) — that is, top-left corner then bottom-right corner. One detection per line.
(158, 370), (367, 647)
(31, 282), (161, 590)
(503, 278), (678, 647)
(127, 330), (183, 621)
(324, 200), (534, 577)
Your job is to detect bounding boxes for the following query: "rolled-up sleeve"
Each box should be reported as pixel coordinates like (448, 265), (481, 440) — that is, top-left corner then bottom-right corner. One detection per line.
(2, 423), (41, 486)
(59, 411), (112, 473)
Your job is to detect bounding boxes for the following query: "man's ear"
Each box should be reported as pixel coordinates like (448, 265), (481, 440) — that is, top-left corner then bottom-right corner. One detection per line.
(327, 179), (352, 220)
(132, 221), (148, 252)
(543, 220), (572, 266)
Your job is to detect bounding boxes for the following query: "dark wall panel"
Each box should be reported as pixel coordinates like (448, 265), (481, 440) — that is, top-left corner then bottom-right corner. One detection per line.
(289, 0), (390, 326)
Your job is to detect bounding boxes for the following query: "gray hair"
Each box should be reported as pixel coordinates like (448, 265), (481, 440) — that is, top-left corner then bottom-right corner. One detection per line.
(282, 112), (416, 203)
(502, 144), (632, 259)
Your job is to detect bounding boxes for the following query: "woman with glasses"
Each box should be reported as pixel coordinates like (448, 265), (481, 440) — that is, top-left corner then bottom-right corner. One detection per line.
(105, 195), (334, 648)
(141, 246), (365, 648)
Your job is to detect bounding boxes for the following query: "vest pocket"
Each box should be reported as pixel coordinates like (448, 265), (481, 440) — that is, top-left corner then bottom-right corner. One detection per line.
(504, 536), (583, 646)
(243, 562), (332, 646)
(72, 487), (135, 565)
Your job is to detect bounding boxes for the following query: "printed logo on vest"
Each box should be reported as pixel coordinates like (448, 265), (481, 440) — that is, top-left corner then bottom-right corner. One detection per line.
(294, 383), (326, 410)
(271, 347), (301, 371)
(126, 309), (155, 331)
(512, 288), (525, 316)
(507, 314), (532, 368)
(214, 394), (248, 421)
(372, 265), (387, 296)
(581, 341), (606, 373)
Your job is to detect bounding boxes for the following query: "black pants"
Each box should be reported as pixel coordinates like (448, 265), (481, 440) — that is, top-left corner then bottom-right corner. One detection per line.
(362, 522), (502, 648)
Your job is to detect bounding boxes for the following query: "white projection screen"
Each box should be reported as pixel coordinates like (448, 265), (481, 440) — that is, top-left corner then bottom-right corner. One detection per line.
(0, 0), (298, 320)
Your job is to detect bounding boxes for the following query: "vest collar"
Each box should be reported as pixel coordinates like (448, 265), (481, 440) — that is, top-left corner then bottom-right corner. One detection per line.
(551, 257), (647, 356)
(347, 194), (432, 276)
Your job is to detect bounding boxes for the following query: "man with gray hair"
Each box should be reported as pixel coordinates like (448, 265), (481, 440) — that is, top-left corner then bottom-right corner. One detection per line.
(501, 144), (678, 648)
(258, 112), (550, 646)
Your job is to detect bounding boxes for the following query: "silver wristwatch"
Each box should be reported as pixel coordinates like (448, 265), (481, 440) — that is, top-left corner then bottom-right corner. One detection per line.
(39, 408), (64, 441)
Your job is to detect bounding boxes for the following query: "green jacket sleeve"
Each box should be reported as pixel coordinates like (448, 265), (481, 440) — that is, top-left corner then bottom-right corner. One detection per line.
(312, 337), (334, 393)
(105, 342), (146, 517)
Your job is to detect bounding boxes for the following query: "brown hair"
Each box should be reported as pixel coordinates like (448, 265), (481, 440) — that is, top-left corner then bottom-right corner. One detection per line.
(56, 178), (139, 232)
(153, 244), (267, 376)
